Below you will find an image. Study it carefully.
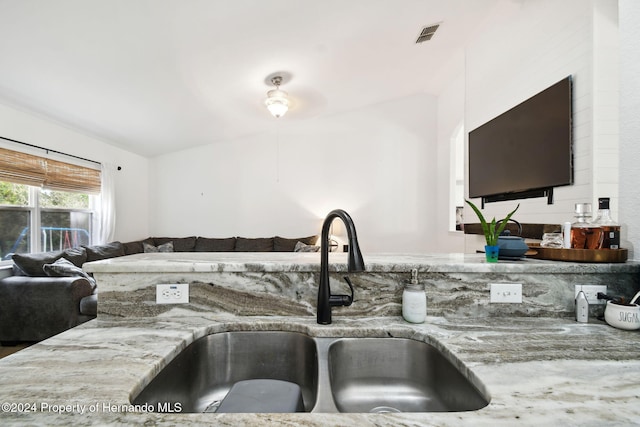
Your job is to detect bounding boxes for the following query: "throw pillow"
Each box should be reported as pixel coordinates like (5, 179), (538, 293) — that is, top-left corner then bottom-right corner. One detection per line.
(274, 235), (318, 252)
(13, 250), (64, 277)
(11, 247), (88, 276)
(143, 241), (174, 253)
(153, 236), (196, 252)
(122, 238), (155, 255)
(43, 257), (97, 290)
(294, 241), (320, 252)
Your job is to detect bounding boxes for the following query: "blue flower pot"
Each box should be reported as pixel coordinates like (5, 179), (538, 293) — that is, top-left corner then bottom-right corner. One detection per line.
(485, 245), (499, 263)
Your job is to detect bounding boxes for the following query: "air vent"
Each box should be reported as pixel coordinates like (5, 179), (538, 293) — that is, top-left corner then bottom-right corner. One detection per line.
(415, 23), (440, 44)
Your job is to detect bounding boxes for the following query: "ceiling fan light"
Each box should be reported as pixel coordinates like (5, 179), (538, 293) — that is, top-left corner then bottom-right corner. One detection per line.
(265, 76), (289, 118)
(265, 88), (289, 118)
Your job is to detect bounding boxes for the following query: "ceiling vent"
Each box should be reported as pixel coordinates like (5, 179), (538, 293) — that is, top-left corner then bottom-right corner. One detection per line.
(415, 23), (440, 44)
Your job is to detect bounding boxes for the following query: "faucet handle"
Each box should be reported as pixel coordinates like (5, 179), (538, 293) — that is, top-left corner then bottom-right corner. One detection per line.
(329, 276), (355, 307)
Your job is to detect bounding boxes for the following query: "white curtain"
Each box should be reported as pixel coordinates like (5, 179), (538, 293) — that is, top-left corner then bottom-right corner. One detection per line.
(95, 162), (116, 244)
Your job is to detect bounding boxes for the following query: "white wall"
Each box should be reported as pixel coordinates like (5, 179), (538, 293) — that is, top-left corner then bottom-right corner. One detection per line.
(150, 94), (437, 253)
(460, 0), (619, 251)
(592, 0), (620, 206)
(435, 72), (466, 252)
(3, 0), (631, 258)
(0, 102), (150, 243)
(619, 0), (640, 260)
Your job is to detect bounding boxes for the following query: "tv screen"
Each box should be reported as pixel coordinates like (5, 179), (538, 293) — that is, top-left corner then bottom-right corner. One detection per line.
(468, 76), (573, 203)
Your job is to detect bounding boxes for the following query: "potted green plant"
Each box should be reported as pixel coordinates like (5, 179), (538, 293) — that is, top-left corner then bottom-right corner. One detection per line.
(465, 199), (520, 262)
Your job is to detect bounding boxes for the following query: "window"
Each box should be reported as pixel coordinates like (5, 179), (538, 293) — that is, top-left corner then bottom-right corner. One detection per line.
(450, 123), (465, 231)
(0, 147), (100, 260)
(0, 181), (96, 260)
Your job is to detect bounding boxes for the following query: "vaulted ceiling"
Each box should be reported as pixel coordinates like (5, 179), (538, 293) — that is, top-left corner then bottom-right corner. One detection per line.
(0, 0), (514, 157)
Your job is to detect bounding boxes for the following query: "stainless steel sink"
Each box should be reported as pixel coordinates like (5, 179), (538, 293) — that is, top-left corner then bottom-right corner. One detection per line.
(325, 338), (489, 413)
(132, 331), (318, 413)
(132, 331), (489, 414)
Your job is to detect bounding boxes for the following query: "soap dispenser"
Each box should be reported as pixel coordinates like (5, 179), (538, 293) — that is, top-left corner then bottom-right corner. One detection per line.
(402, 269), (426, 323)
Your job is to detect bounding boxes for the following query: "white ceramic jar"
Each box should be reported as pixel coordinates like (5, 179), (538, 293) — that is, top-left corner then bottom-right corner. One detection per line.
(402, 284), (426, 323)
(604, 301), (640, 330)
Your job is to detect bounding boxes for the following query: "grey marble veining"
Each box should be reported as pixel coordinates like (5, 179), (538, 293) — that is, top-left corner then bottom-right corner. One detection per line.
(0, 315), (639, 426)
(1, 253), (634, 425)
(85, 252), (640, 319)
(84, 251), (640, 274)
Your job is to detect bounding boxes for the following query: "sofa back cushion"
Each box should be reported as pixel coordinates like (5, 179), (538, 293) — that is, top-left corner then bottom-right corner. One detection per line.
(194, 237), (237, 252)
(235, 237), (274, 252)
(84, 242), (125, 262)
(12, 247), (87, 276)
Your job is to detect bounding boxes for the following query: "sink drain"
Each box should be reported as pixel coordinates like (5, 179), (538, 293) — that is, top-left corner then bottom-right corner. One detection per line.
(370, 406), (402, 413)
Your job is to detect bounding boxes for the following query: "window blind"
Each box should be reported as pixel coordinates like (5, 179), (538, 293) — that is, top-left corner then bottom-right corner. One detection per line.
(0, 147), (101, 194)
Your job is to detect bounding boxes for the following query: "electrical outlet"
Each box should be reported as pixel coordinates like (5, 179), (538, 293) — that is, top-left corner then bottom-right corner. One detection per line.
(574, 284), (607, 305)
(156, 283), (189, 304)
(490, 283), (523, 303)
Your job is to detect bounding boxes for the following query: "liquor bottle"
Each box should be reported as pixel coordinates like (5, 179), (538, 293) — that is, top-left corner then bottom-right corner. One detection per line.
(593, 197), (621, 249)
(570, 203), (603, 249)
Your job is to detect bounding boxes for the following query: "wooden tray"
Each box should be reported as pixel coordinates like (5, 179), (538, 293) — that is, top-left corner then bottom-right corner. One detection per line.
(527, 244), (628, 263)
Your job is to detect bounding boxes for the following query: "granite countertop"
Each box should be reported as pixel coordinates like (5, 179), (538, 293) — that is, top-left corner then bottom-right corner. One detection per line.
(83, 251), (640, 274)
(1, 314), (639, 426)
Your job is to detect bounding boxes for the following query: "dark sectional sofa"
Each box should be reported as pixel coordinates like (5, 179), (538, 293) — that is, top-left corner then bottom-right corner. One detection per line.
(0, 235), (318, 343)
(123, 235), (318, 254)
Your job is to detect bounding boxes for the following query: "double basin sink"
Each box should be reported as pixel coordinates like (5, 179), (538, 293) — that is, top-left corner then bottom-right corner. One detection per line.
(132, 331), (489, 414)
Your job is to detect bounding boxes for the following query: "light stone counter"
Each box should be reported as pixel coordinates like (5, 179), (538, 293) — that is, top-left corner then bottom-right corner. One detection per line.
(83, 251), (639, 274)
(84, 252), (640, 319)
(0, 314), (639, 426)
(1, 254), (638, 425)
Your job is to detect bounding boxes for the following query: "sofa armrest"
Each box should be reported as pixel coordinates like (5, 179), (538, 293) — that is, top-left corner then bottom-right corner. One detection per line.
(0, 276), (94, 342)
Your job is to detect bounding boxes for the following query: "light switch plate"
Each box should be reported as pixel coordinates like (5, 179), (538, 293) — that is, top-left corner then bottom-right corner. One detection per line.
(574, 284), (607, 305)
(490, 283), (523, 303)
(156, 283), (189, 304)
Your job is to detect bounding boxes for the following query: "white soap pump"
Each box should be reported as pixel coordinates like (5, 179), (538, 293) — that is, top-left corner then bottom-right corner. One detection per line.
(402, 269), (427, 323)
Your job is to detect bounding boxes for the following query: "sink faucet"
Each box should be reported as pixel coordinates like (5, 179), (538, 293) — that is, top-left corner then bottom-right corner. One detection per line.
(317, 209), (365, 324)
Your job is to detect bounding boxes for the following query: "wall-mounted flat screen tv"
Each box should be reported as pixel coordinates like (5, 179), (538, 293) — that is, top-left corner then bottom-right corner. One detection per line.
(468, 76), (573, 205)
